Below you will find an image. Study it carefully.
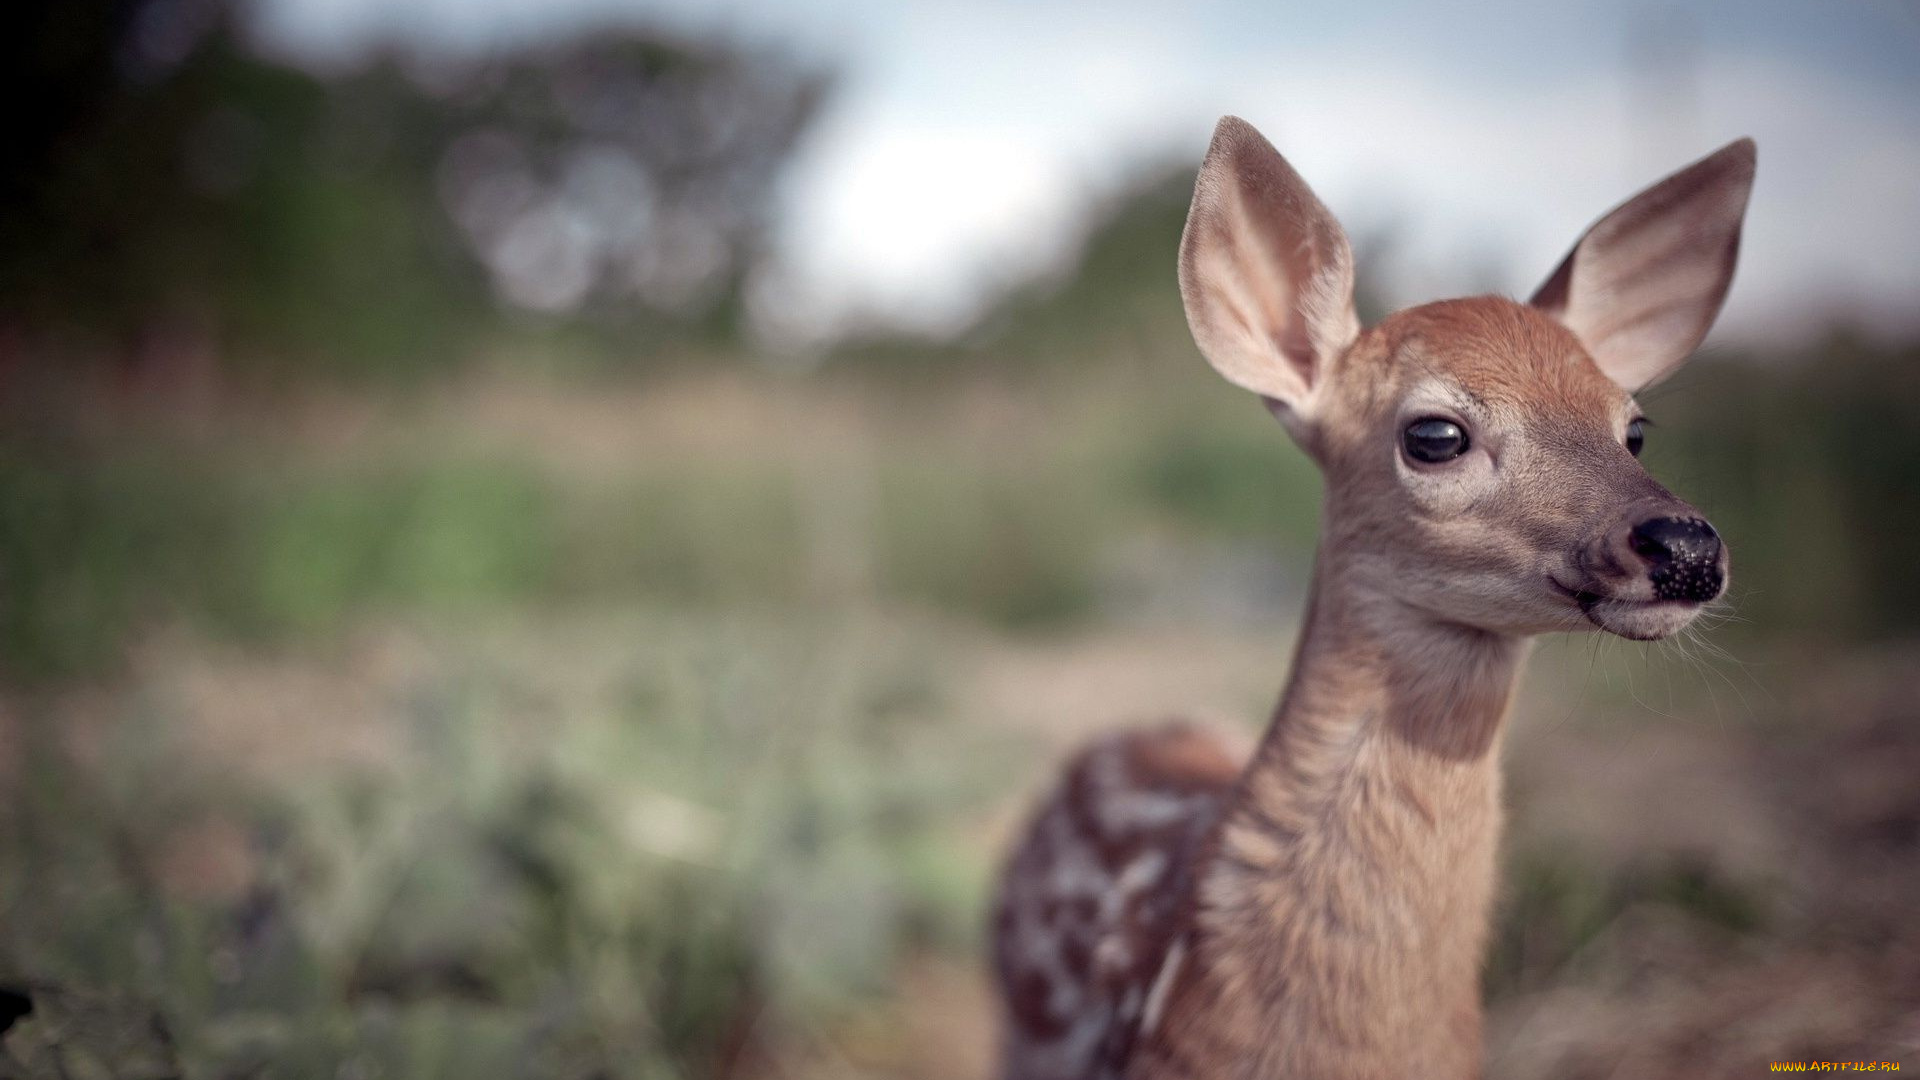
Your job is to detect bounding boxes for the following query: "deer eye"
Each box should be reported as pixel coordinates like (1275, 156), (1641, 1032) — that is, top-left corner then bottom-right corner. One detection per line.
(1403, 418), (1469, 463)
(1625, 417), (1646, 457)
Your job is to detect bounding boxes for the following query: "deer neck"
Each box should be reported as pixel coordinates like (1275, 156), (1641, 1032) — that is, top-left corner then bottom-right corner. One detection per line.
(1153, 549), (1527, 1077)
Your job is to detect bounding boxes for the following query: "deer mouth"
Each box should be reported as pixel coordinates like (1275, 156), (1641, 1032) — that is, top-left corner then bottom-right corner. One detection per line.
(1549, 577), (1703, 641)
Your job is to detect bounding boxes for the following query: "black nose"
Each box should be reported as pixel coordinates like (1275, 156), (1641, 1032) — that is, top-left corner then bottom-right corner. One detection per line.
(1629, 516), (1724, 602)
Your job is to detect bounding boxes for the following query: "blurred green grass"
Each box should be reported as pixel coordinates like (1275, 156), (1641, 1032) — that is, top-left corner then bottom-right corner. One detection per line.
(0, 372), (1327, 684)
(4, 337), (1919, 1077)
(2, 609), (1011, 1078)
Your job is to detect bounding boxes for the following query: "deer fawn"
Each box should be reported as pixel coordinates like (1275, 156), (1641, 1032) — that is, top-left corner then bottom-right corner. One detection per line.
(991, 117), (1754, 1078)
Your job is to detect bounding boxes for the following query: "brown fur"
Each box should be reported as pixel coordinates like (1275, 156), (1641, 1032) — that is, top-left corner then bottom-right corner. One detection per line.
(993, 724), (1243, 1079)
(992, 119), (1753, 1079)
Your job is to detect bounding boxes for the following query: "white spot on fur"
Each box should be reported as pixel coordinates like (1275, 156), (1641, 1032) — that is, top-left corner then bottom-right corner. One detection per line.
(1141, 935), (1187, 1036)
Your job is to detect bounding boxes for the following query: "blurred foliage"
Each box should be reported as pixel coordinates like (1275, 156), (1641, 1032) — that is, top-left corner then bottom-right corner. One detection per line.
(0, 0), (827, 382)
(1486, 848), (1767, 1001)
(0, 616), (1004, 1078)
(960, 169), (1198, 369)
(0, 442), (560, 679)
(0, 377), (1319, 683)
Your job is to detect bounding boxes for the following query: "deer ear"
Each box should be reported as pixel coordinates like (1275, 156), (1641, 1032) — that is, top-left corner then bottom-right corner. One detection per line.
(1179, 117), (1359, 423)
(1532, 138), (1756, 392)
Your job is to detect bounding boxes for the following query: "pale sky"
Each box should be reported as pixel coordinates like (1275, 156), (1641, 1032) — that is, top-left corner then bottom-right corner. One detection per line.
(255, 0), (1920, 344)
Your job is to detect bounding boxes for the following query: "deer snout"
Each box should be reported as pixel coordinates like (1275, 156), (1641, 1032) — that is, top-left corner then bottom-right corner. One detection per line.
(1563, 504), (1729, 638)
(1627, 516), (1725, 602)
(1578, 500), (1728, 601)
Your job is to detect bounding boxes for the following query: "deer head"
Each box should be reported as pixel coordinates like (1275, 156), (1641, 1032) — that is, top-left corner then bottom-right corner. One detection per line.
(1179, 117), (1754, 641)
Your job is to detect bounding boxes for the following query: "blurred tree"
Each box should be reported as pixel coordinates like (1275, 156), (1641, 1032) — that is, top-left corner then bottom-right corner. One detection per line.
(0, 0), (829, 387)
(880, 166), (1399, 379)
(431, 35), (829, 334)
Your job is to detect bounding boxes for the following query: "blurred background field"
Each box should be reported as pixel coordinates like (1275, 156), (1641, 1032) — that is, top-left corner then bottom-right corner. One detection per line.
(3, 1), (1919, 1077)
